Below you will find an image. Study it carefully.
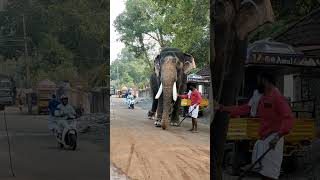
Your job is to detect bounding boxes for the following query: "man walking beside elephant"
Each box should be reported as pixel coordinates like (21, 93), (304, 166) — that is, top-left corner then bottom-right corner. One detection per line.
(179, 85), (202, 133)
(218, 72), (294, 180)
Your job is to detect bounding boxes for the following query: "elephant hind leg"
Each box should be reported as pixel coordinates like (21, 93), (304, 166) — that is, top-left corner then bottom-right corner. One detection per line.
(170, 101), (181, 125)
(148, 111), (156, 119)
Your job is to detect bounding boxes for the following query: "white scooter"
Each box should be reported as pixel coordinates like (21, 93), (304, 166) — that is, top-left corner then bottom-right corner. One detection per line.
(126, 96), (135, 109)
(54, 113), (78, 151)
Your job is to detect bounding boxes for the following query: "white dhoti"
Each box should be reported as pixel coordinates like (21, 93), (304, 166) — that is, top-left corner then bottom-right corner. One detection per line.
(252, 133), (284, 179)
(189, 104), (199, 118)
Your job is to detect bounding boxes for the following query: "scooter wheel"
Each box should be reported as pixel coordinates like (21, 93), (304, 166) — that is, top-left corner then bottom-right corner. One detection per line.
(59, 143), (64, 149)
(70, 134), (77, 151)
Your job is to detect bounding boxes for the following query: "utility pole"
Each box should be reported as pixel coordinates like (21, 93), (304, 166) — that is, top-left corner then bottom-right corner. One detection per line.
(22, 14), (30, 88)
(116, 66), (119, 89)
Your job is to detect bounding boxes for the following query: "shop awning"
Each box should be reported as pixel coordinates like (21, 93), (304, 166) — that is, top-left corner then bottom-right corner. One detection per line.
(246, 38), (320, 68)
(187, 74), (210, 83)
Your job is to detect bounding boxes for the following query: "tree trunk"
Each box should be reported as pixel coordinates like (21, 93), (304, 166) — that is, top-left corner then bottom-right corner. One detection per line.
(158, 28), (165, 47)
(210, 1), (244, 179)
(138, 35), (153, 71)
(210, 0), (274, 179)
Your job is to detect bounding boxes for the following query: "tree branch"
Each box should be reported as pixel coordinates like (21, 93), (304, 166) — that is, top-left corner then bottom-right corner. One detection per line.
(144, 33), (160, 44)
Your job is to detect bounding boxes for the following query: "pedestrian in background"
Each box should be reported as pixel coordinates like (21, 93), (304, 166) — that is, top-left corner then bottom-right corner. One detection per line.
(17, 94), (23, 112)
(48, 94), (60, 134)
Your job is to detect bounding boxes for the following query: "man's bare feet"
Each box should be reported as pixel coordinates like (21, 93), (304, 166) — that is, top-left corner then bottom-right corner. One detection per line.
(192, 130), (198, 133)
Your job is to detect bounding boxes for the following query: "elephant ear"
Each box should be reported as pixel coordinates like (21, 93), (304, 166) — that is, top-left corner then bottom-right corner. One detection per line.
(237, 0), (274, 40)
(183, 53), (196, 74)
(154, 55), (161, 77)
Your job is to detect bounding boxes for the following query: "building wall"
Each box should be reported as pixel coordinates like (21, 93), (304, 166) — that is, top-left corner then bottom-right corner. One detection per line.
(284, 75), (294, 101)
(139, 88), (151, 98)
(292, 75), (320, 127)
(90, 89), (108, 113)
(309, 78), (320, 127)
(293, 75), (302, 101)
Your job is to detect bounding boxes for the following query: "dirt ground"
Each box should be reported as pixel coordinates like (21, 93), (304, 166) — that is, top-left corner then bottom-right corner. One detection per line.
(110, 97), (210, 180)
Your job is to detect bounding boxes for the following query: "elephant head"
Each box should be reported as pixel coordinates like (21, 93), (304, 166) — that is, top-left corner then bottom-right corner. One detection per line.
(154, 48), (196, 129)
(237, 0), (274, 40)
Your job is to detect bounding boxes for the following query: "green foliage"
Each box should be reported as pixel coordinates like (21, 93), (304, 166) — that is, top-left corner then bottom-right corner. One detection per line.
(110, 47), (149, 89)
(0, 0), (109, 88)
(114, 0), (209, 71)
(89, 63), (109, 88)
(249, 0), (320, 42)
(157, 0), (210, 67)
(38, 34), (74, 68)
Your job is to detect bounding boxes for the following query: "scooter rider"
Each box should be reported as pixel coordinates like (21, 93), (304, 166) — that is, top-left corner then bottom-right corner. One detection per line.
(48, 94), (60, 134)
(126, 92), (135, 108)
(54, 95), (76, 136)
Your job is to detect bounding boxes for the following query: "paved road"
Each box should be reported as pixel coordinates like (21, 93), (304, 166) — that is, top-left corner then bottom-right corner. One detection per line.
(110, 97), (210, 180)
(0, 106), (107, 180)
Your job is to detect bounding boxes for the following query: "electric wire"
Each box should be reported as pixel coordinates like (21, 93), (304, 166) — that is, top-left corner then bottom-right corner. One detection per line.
(3, 110), (15, 177)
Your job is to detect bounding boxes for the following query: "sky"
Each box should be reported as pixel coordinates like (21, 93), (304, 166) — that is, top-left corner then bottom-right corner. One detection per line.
(110, 0), (126, 64)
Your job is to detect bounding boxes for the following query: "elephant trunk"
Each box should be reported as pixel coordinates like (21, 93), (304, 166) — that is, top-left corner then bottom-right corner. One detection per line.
(161, 84), (173, 130)
(160, 57), (178, 130)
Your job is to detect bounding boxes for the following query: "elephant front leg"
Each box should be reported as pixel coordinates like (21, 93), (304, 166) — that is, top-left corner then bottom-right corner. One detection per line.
(170, 100), (180, 126)
(154, 95), (163, 127)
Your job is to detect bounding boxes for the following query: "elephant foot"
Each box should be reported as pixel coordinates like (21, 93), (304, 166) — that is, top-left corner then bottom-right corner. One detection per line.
(154, 119), (162, 127)
(148, 111), (155, 119)
(162, 120), (167, 130)
(170, 122), (179, 126)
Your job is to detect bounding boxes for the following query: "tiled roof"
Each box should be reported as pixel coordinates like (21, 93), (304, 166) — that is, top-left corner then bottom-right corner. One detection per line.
(196, 65), (210, 77)
(275, 8), (320, 56)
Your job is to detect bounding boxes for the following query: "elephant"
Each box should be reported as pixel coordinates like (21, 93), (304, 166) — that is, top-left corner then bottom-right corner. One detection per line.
(151, 48), (196, 130)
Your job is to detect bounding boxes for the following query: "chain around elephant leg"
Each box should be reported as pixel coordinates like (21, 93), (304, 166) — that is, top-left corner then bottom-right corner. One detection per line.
(154, 117), (162, 127)
(170, 108), (180, 127)
(170, 116), (179, 126)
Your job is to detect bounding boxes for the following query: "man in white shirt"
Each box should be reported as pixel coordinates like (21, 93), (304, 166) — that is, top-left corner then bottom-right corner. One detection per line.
(248, 89), (262, 117)
(54, 95), (76, 135)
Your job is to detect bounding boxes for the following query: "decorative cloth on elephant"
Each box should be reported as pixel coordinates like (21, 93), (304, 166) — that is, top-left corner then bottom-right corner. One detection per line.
(158, 48), (183, 62)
